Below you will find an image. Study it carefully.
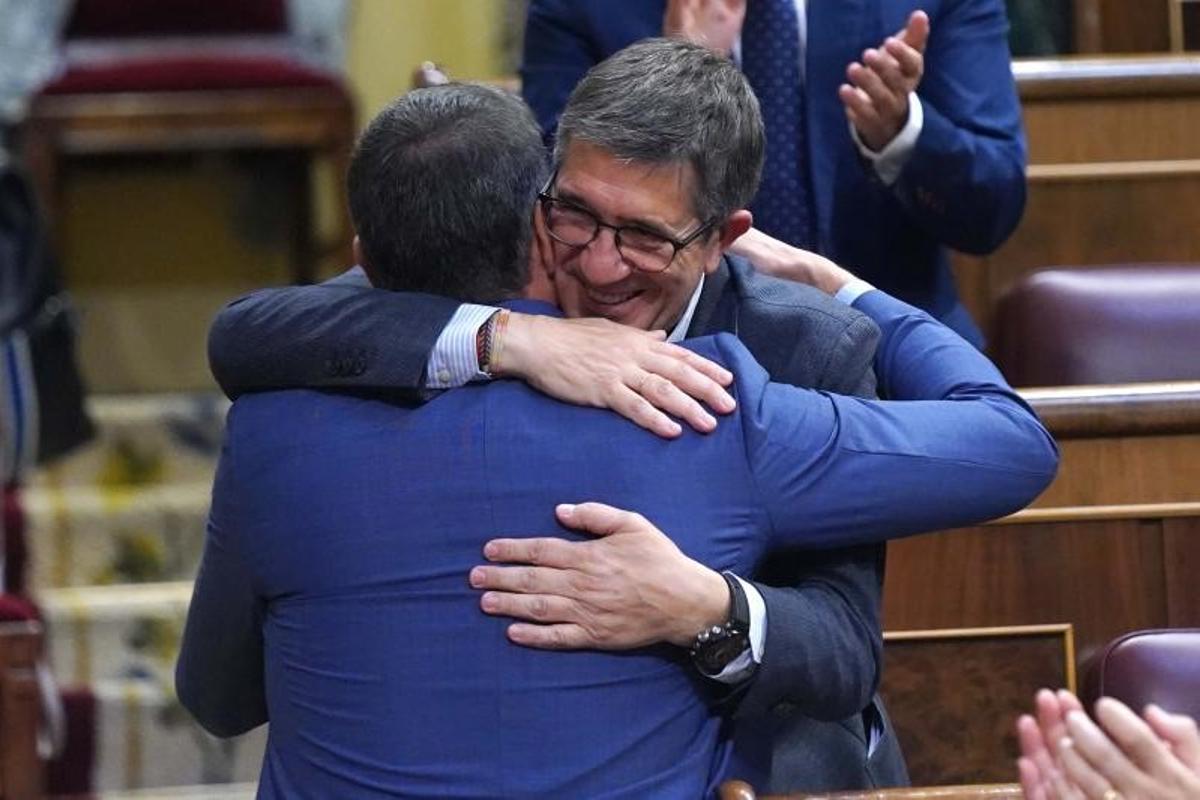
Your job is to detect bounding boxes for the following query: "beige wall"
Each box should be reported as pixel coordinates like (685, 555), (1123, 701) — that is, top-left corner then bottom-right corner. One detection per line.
(347, 0), (509, 122)
(62, 1), (511, 393)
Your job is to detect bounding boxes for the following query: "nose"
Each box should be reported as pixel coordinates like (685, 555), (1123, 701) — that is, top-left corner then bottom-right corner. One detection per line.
(577, 226), (632, 286)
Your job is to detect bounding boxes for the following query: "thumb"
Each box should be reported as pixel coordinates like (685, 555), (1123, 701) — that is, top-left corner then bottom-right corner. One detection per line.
(898, 10), (930, 52)
(1144, 704), (1200, 769)
(556, 502), (642, 538)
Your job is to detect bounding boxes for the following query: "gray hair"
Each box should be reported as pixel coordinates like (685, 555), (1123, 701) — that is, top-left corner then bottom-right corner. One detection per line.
(554, 38), (764, 224)
(347, 83), (549, 302)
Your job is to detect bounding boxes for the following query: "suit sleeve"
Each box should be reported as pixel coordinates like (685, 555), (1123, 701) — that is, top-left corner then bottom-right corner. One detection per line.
(207, 270), (461, 399)
(735, 312), (882, 720)
(891, 0), (1027, 255)
(176, 408), (268, 737)
(731, 291), (1058, 549)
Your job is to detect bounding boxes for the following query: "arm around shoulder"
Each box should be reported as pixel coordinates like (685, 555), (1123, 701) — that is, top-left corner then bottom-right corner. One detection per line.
(207, 277), (462, 398)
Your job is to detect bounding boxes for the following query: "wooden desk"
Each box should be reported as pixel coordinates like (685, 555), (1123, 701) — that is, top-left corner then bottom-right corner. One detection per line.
(885, 382), (1200, 661)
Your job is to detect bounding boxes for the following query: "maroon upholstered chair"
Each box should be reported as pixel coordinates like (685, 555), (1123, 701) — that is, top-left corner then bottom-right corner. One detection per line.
(1080, 629), (1200, 722)
(24, 0), (355, 284)
(0, 608), (44, 800)
(993, 266), (1200, 387)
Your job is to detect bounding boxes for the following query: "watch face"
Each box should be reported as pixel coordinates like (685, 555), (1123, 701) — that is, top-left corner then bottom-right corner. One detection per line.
(698, 631), (750, 674)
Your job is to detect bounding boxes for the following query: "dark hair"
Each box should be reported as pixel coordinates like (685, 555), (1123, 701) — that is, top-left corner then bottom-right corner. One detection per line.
(555, 38), (764, 223)
(347, 83), (550, 302)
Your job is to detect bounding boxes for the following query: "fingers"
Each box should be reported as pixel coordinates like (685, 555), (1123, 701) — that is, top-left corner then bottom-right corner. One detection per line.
(1018, 756), (1048, 800)
(1018, 713), (1058, 778)
(506, 622), (593, 650)
(1063, 709), (1151, 797)
(658, 341), (734, 387)
(847, 58), (905, 118)
(884, 36), (924, 85)
(481, 536), (584, 569)
(1037, 688), (1071, 757)
(1145, 704), (1200, 769)
(1093, 697), (1174, 775)
(897, 9), (930, 52)
(480, 589), (580, 625)
(1057, 735), (1122, 799)
(556, 502), (650, 538)
(611, 382), (685, 438)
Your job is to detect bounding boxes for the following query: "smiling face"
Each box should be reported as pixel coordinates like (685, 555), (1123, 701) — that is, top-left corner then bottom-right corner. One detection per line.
(542, 141), (726, 332)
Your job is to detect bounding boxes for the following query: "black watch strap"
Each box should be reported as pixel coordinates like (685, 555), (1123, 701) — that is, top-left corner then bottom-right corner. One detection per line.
(690, 572), (752, 678)
(722, 572), (750, 631)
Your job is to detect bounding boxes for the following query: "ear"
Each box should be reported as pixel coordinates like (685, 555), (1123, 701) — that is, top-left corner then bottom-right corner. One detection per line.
(703, 210), (753, 274)
(353, 236), (379, 287)
(717, 210), (753, 250)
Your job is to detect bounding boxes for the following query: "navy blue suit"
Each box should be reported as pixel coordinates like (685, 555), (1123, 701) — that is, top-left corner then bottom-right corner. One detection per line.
(179, 291), (1057, 799)
(521, 0), (1027, 346)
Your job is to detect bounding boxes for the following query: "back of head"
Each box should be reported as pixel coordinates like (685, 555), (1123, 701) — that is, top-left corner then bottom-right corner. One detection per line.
(347, 83), (549, 303)
(555, 38), (764, 223)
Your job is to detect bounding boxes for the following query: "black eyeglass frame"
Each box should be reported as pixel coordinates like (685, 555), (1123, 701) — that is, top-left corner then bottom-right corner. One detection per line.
(536, 173), (717, 273)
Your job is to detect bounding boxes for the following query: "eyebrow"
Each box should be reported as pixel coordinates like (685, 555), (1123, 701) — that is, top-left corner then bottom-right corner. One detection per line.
(551, 186), (682, 240)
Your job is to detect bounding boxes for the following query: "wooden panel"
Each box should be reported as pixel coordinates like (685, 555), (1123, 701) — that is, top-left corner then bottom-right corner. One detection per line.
(883, 518), (1167, 664)
(1165, 516), (1200, 625)
(1023, 100), (1200, 163)
(1097, 0), (1171, 53)
(1033, 434), (1200, 507)
(880, 626), (1072, 785)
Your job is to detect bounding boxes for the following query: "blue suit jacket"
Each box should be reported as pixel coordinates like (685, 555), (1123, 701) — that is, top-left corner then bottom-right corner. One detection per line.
(178, 291), (1056, 799)
(521, 0), (1027, 346)
(205, 260), (905, 790)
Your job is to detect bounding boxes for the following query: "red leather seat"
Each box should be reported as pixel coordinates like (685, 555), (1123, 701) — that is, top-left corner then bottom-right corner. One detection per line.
(1081, 629), (1200, 721)
(993, 266), (1200, 387)
(25, 0), (355, 284)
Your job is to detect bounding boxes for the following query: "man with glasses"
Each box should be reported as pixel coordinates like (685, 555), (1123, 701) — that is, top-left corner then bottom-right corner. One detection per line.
(184, 71), (1055, 799)
(206, 38), (978, 791)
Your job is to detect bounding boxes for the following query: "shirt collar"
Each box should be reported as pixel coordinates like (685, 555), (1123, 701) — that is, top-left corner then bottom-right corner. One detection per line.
(667, 275), (706, 343)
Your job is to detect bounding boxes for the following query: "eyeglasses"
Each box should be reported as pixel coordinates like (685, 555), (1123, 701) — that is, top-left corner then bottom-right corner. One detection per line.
(537, 187), (716, 274)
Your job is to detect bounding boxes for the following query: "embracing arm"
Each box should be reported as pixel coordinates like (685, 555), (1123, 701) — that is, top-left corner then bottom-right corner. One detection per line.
(892, 0), (1027, 254)
(207, 269), (460, 399)
(175, 424), (267, 737)
(736, 290), (1058, 549)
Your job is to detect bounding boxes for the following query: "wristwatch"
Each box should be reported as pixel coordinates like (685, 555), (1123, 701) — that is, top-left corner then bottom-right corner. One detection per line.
(690, 572), (752, 678)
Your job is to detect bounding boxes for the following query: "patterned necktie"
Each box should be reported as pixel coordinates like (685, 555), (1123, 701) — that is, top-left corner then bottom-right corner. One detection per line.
(740, 0), (815, 249)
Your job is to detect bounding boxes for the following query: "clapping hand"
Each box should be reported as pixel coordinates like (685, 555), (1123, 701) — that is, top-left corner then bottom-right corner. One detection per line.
(839, 10), (929, 152)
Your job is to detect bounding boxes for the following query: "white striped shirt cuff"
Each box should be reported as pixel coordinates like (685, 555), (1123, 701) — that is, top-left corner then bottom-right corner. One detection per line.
(835, 279), (876, 307)
(427, 304), (500, 388)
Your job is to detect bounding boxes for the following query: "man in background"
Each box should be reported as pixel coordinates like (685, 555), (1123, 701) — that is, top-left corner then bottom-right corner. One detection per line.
(521, 0), (1027, 348)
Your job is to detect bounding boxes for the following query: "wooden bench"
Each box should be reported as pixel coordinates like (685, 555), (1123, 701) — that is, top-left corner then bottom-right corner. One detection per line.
(951, 55), (1200, 343)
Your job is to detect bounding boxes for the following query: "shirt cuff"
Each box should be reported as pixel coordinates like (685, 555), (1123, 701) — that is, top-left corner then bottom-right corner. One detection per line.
(834, 279), (876, 306)
(426, 304), (500, 388)
(709, 575), (767, 684)
(849, 92), (924, 187)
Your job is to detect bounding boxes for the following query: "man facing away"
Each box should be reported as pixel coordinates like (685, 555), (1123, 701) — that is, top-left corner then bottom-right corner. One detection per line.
(205, 38), (1031, 792)
(177, 75), (1056, 797)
